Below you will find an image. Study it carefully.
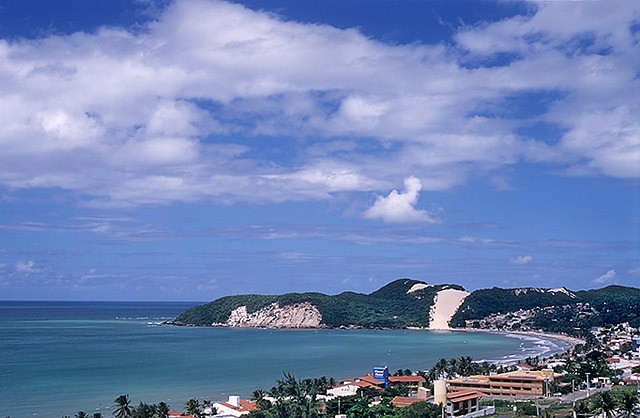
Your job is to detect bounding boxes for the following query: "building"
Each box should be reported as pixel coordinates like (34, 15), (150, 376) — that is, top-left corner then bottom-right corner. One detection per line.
(392, 381), (493, 418)
(445, 390), (491, 418)
(169, 412), (194, 418)
(388, 375), (427, 390)
(447, 370), (561, 398)
(208, 396), (258, 418)
(633, 337), (640, 359)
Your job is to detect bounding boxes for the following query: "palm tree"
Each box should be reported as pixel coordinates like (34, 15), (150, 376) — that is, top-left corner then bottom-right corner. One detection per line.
(155, 402), (170, 418)
(75, 412), (88, 418)
(574, 400), (591, 418)
(619, 391), (638, 418)
(184, 398), (202, 418)
(591, 391), (618, 418)
(448, 358), (459, 377)
(114, 395), (133, 418)
(92, 413), (103, 418)
(458, 356), (474, 377)
(432, 358), (449, 380)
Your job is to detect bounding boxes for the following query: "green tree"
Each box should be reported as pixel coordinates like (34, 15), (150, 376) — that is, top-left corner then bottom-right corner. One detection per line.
(132, 402), (156, 418)
(156, 402), (170, 418)
(114, 395), (133, 418)
(574, 400), (591, 418)
(92, 413), (104, 418)
(619, 391), (638, 418)
(74, 412), (88, 418)
(591, 391), (618, 418)
(431, 358), (449, 380)
(184, 398), (202, 418)
(252, 389), (272, 411)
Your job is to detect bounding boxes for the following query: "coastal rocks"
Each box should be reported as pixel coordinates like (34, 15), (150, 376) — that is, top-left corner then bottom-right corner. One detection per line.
(221, 302), (324, 328)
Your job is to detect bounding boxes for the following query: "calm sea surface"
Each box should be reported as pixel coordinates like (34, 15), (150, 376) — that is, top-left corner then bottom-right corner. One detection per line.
(0, 301), (568, 418)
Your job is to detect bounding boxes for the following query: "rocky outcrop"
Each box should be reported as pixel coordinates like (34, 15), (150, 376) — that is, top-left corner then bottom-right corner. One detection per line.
(219, 302), (324, 328)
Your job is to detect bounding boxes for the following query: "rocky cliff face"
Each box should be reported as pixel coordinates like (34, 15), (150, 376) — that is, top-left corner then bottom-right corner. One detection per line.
(219, 302), (324, 328)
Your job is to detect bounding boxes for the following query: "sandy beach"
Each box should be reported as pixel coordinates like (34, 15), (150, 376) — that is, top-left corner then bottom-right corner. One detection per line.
(425, 287), (584, 357)
(428, 288), (470, 330)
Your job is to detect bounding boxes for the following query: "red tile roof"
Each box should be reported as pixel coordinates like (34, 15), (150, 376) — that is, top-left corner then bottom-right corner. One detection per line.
(389, 376), (426, 383)
(239, 400), (258, 412)
(358, 375), (384, 385)
(517, 363), (535, 369)
(447, 390), (486, 403)
(218, 400), (258, 412)
(354, 380), (383, 390)
(391, 396), (427, 408)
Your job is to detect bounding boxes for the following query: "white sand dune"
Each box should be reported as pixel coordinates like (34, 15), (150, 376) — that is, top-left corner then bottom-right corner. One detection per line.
(429, 289), (469, 330)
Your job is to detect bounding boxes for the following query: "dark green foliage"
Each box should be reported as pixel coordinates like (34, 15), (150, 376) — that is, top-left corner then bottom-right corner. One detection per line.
(450, 285), (640, 333)
(173, 280), (639, 333)
(516, 402), (538, 416)
(591, 391), (618, 418)
(395, 401), (441, 418)
(619, 390), (639, 417)
(184, 398), (203, 418)
(450, 287), (575, 328)
(132, 402), (156, 418)
(173, 294), (278, 325)
(249, 372), (322, 418)
(113, 395), (133, 418)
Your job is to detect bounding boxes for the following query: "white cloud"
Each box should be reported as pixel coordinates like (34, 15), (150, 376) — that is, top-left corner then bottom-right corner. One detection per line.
(594, 269), (616, 284)
(364, 176), (439, 223)
(0, 0), (638, 206)
(510, 255), (533, 265)
(14, 260), (43, 274)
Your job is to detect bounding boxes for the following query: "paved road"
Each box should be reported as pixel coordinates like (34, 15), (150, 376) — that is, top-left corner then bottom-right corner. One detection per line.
(561, 387), (606, 403)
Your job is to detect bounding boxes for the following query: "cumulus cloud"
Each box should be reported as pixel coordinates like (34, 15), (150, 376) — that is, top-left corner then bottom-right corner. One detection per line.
(510, 255), (533, 265)
(0, 0), (638, 206)
(594, 269), (616, 284)
(364, 176), (439, 223)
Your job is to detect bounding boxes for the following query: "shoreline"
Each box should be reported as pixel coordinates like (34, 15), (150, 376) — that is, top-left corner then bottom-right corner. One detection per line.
(450, 327), (585, 359)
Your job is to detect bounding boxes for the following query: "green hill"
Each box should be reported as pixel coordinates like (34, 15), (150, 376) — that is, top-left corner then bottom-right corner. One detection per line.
(450, 285), (640, 334)
(171, 280), (639, 331)
(172, 279), (460, 328)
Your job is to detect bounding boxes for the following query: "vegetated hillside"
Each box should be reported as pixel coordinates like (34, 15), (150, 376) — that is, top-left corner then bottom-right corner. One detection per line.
(172, 279), (463, 328)
(449, 287), (576, 328)
(449, 285), (640, 333)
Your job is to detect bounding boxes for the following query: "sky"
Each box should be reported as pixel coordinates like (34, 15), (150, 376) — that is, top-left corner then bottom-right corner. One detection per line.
(0, 0), (639, 301)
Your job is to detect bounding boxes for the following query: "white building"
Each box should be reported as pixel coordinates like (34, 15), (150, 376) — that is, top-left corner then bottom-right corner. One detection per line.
(207, 395), (258, 418)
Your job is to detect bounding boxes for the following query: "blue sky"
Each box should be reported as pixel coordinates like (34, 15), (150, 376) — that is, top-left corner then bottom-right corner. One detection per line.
(0, 0), (638, 301)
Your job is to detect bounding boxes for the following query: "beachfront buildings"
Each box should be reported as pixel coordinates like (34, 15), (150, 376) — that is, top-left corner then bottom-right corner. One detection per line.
(447, 370), (561, 398)
(328, 373), (426, 397)
(391, 389), (492, 418)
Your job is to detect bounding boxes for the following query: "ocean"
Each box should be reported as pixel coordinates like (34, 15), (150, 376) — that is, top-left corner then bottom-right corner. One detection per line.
(0, 301), (568, 418)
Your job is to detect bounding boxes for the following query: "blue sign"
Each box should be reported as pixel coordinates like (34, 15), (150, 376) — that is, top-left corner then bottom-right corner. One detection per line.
(373, 366), (388, 387)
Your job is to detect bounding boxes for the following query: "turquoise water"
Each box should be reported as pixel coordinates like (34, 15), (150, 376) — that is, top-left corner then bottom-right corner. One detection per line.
(0, 301), (567, 418)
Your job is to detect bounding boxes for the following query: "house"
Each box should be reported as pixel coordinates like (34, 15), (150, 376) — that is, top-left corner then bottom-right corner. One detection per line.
(391, 386), (430, 407)
(515, 363), (535, 371)
(445, 390), (489, 418)
(208, 395), (258, 418)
